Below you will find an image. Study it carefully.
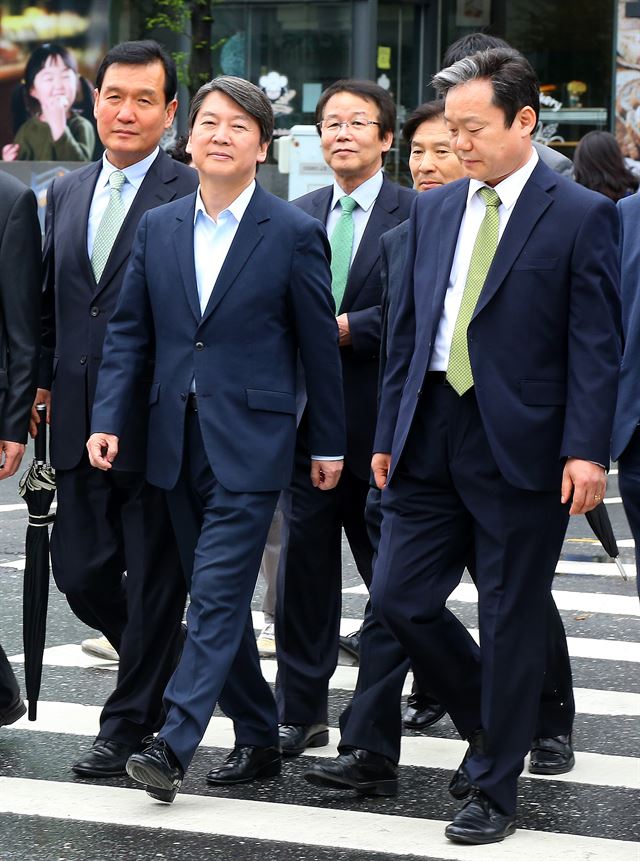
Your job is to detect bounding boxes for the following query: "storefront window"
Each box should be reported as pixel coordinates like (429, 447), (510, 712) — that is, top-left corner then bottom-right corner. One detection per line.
(209, 2), (351, 142)
(440, 0), (615, 156)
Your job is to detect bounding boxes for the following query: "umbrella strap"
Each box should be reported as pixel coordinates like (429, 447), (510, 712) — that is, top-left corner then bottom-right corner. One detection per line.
(28, 513), (56, 527)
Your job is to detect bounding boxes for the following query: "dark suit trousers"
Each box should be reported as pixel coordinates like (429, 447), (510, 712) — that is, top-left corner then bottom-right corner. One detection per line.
(275, 421), (373, 725)
(371, 379), (569, 815)
(51, 455), (186, 745)
(160, 411), (280, 771)
(618, 426), (640, 598)
(340, 494), (574, 763)
(0, 643), (20, 708)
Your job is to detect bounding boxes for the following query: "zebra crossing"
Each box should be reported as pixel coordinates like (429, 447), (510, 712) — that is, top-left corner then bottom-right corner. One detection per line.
(0, 476), (639, 860)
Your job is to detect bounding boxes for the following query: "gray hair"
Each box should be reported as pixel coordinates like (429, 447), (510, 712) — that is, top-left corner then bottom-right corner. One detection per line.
(432, 48), (539, 128)
(188, 76), (274, 144)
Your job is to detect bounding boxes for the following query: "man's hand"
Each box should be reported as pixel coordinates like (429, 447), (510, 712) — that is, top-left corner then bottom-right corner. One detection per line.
(1, 143), (19, 162)
(561, 457), (606, 515)
(30, 389), (52, 438)
(86, 433), (119, 471)
(310, 459), (343, 490)
(372, 452), (391, 489)
(0, 441), (25, 479)
(336, 313), (352, 347)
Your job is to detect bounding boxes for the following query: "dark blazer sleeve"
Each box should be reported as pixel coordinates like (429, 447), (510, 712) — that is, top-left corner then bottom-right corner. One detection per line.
(90, 214), (155, 438)
(289, 216), (345, 457)
(374, 201), (418, 454)
(560, 194), (621, 464)
(0, 182), (41, 442)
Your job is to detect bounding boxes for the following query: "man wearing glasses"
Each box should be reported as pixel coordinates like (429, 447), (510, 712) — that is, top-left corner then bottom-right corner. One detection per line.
(276, 80), (415, 757)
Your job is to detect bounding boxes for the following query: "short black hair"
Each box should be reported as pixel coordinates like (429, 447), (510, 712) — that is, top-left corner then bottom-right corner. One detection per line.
(24, 43), (78, 116)
(573, 130), (639, 202)
(188, 76), (274, 145)
(315, 79), (396, 141)
(95, 40), (177, 105)
(402, 100), (445, 145)
(443, 33), (510, 68)
(433, 47), (540, 128)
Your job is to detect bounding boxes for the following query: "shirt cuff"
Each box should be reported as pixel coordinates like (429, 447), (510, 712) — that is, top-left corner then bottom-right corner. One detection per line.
(311, 455), (343, 461)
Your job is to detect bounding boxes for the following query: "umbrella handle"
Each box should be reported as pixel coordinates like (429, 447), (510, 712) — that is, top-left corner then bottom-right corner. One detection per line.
(34, 404), (47, 463)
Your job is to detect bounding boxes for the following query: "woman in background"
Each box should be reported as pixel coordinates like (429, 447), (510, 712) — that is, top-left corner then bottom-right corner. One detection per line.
(2, 43), (94, 162)
(573, 130), (639, 202)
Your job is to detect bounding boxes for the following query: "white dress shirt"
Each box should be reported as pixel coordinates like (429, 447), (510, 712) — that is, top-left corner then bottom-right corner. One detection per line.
(430, 148), (539, 370)
(87, 147), (160, 258)
(326, 169), (384, 262)
(193, 180), (255, 314)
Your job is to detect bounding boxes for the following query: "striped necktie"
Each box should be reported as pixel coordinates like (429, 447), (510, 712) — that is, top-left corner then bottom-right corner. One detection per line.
(91, 170), (127, 282)
(446, 186), (501, 395)
(330, 195), (357, 310)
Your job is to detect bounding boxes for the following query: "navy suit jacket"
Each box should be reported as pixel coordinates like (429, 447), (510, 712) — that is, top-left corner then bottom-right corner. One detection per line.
(375, 159), (621, 492)
(612, 192), (640, 460)
(91, 183), (345, 493)
(40, 149), (198, 471)
(295, 176), (415, 479)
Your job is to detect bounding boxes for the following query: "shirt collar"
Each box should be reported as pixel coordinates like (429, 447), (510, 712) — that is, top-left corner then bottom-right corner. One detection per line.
(467, 147), (539, 211)
(100, 147), (160, 191)
(331, 169), (384, 213)
(193, 180), (256, 226)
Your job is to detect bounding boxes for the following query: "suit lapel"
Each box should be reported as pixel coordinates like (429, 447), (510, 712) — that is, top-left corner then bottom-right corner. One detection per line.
(172, 195), (200, 324)
(341, 177), (402, 312)
(94, 151), (180, 296)
(70, 162), (101, 289)
(199, 184), (269, 324)
(473, 165), (555, 318)
(429, 181), (468, 338)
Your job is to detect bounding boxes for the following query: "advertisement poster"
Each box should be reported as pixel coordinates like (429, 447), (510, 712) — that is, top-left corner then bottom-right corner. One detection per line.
(616, 0), (640, 169)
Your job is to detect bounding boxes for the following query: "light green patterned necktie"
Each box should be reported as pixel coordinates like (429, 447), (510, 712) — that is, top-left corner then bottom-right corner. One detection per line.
(330, 195), (357, 310)
(446, 186), (501, 395)
(91, 170), (127, 282)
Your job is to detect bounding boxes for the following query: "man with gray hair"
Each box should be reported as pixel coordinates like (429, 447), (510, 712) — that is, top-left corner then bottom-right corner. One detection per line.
(87, 75), (345, 803)
(371, 48), (619, 843)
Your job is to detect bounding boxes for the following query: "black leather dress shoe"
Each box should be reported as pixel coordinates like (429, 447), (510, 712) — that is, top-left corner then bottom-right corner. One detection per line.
(402, 693), (447, 729)
(126, 737), (184, 803)
(338, 626), (362, 661)
(449, 728), (485, 800)
(304, 749), (398, 797)
(72, 739), (138, 777)
(206, 745), (281, 785)
(0, 696), (26, 728)
(279, 723), (329, 757)
(445, 788), (516, 844)
(529, 734), (575, 774)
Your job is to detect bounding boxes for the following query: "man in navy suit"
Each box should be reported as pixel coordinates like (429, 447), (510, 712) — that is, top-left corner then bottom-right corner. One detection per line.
(32, 41), (197, 779)
(371, 49), (619, 843)
(612, 191), (640, 598)
(275, 81), (415, 757)
(88, 76), (345, 803)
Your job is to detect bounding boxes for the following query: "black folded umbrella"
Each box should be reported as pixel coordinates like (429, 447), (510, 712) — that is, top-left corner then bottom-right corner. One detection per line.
(585, 502), (627, 581)
(18, 405), (56, 720)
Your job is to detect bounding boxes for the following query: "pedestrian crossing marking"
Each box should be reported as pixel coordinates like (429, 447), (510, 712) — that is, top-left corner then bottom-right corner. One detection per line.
(6, 701), (639, 790)
(0, 778), (636, 861)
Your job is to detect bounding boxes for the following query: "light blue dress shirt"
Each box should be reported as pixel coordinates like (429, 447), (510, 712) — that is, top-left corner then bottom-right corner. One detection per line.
(87, 147), (160, 257)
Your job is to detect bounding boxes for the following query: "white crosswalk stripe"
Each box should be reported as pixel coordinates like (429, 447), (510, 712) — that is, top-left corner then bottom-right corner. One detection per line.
(2, 485), (639, 860)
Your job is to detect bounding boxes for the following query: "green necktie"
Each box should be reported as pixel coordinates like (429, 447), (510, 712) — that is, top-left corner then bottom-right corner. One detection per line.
(91, 170), (127, 282)
(446, 186), (501, 395)
(330, 195), (357, 310)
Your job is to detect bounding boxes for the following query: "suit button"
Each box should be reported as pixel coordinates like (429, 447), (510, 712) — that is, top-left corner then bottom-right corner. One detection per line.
(416, 389), (422, 398)
(80, 355), (87, 365)
(90, 306), (100, 317)
(180, 393), (187, 401)
(195, 341), (204, 351)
